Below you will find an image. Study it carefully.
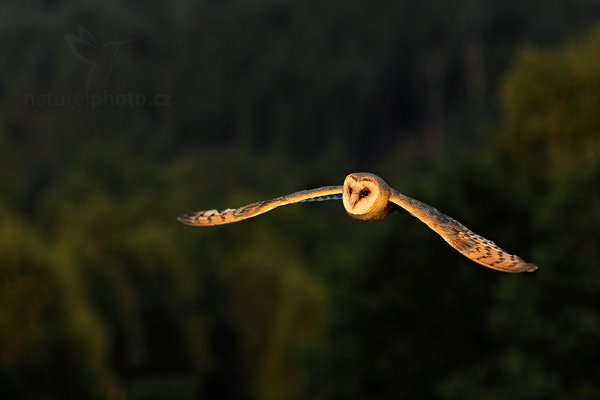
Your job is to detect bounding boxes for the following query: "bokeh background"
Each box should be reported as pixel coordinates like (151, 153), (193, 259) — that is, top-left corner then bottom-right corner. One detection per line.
(1, 1), (600, 399)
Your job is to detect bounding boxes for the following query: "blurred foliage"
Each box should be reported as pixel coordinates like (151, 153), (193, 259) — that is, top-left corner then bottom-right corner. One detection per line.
(0, 210), (108, 400)
(1, 1), (600, 399)
(500, 27), (600, 174)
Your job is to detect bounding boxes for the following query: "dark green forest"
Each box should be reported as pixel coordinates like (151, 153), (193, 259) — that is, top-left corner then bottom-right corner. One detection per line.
(1, 1), (600, 399)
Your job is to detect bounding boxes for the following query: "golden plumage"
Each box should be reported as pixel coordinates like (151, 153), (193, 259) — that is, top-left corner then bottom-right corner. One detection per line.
(178, 172), (538, 273)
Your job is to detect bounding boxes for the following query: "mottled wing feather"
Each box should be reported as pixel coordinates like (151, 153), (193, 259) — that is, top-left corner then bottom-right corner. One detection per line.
(389, 189), (537, 273)
(178, 186), (343, 226)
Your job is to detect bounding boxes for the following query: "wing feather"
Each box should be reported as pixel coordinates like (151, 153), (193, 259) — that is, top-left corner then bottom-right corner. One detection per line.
(389, 189), (537, 273)
(178, 186), (343, 226)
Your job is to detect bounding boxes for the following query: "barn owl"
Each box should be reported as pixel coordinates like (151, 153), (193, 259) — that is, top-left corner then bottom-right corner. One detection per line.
(178, 173), (537, 273)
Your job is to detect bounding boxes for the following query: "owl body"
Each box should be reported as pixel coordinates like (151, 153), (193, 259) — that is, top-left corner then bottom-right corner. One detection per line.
(178, 172), (538, 273)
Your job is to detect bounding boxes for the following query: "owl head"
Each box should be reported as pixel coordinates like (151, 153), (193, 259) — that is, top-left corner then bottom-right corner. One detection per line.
(342, 173), (393, 221)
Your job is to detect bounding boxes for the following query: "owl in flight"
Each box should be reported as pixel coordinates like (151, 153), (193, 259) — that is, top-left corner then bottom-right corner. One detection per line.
(178, 173), (537, 273)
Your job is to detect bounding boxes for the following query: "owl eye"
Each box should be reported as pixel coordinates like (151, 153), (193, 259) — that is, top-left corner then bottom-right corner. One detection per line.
(348, 188), (353, 194)
(359, 189), (369, 198)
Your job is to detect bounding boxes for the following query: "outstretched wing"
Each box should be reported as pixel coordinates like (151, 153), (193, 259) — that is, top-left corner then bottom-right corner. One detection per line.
(178, 186), (343, 226)
(389, 189), (537, 273)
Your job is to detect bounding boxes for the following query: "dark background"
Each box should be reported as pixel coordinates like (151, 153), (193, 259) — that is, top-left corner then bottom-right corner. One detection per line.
(1, 1), (600, 399)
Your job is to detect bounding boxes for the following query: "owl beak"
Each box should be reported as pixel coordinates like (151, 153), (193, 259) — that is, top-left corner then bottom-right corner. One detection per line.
(350, 192), (360, 207)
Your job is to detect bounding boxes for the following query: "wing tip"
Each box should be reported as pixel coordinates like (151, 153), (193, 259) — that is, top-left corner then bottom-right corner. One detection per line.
(502, 261), (538, 273)
(524, 262), (538, 272)
(177, 213), (197, 226)
(177, 210), (235, 226)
